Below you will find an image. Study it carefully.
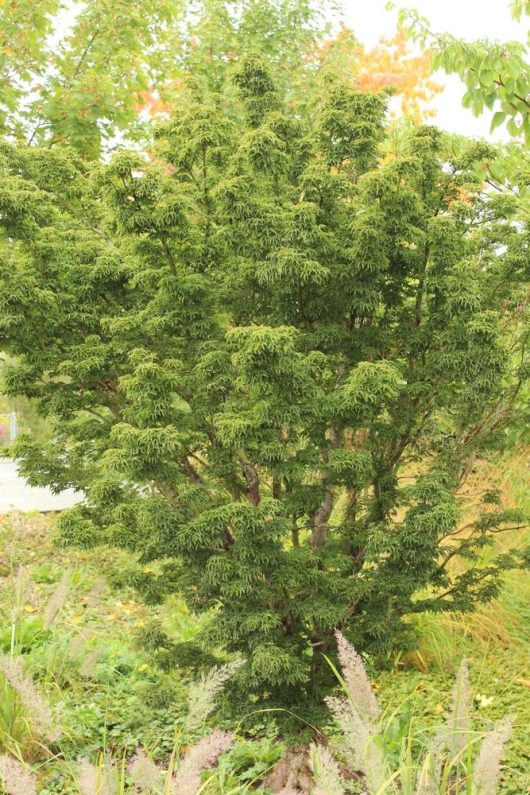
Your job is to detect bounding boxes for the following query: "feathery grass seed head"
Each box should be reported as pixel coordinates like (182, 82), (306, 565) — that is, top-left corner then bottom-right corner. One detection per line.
(309, 743), (345, 795)
(76, 758), (99, 795)
(43, 568), (71, 628)
(335, 630), (379, 723)
(186, 659), (244, 730)
(11, 566), (32, 623)
(0, 755), (36, 795)
(76, 756), (117, 795)
(79, 648), (102, 678)
(172, 730), (234, 795)
(86, 577), (106, 608)
(473, 716), (513, 795)
(0, 654), (60, 742)
(447, 658), (470, 755)
(127, 749), (161, 792)
(325, 695), (387, 793)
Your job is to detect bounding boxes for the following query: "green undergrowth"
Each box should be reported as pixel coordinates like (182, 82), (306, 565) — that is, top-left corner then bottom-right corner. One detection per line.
(0, 514), (190, 791)
(378, 452), (530, 793)
(0, 450), (528, 793)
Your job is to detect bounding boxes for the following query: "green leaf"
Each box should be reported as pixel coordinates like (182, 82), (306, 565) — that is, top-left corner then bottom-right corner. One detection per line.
(490, 111), (506, 132)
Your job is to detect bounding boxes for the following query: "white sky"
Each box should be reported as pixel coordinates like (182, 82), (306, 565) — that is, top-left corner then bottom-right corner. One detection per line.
(341, 0), (529, 139)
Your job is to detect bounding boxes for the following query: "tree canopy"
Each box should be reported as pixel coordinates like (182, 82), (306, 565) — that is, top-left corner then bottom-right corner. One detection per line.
(0, 53), (528, 703)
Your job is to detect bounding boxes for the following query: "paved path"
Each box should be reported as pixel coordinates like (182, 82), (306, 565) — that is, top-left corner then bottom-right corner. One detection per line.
(0, 459), (81, 513)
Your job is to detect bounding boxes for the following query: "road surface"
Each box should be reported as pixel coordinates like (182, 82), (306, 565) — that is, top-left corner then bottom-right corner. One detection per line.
(0, 459), (81, 513)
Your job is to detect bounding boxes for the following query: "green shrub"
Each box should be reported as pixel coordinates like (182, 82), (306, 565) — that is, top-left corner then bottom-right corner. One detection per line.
(0, 55), (528, 704)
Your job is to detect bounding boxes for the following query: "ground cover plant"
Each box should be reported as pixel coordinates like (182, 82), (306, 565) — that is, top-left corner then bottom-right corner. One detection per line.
(0, 513), (249, 793)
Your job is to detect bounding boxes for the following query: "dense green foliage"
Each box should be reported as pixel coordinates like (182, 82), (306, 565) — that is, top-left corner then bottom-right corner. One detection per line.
(394, 0), (530, 228)
(0, 55), (528, 703)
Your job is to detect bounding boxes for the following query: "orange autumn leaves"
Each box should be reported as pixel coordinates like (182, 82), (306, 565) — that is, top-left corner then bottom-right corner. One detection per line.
(317, 26), (442, 124)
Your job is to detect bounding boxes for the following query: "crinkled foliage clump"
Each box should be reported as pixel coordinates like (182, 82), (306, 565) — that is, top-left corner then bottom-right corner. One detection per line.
(0, 54), (528, 703)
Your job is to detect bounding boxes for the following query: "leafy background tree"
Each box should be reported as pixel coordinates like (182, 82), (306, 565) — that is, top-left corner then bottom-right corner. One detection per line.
(0, 0), (184, 158)
(390, 0), (530, 142)
(1, 0), (445, 161)
(314, 25), (441, 123)
(0, 0), (333, 159)
(0, 50), (527, 705)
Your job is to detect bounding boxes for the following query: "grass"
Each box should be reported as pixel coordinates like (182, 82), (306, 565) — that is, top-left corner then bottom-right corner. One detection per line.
(0, 513), (185, 791)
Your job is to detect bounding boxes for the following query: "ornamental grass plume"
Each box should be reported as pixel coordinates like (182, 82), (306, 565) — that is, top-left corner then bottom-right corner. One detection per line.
(69, 630), (93, 656)
(86, 577), (106, 608)
(473, 717), (513, 795)
(321, 642), (512, 795)
(414, 736), (443, 795)
(325, 694), (388, 794)
(0, 755), (36, 795)
(76, 757), (97, 795)
(325, 632), (389, 792)
(335, 630), (379, 724)
(76, 756), (117, 795)
(186, 659), (244, 730)
(11, 566), (32, 624)
(172, 729), (234, 795)
(309, 743), (345, 795)
(127, 749), (162, 793)
(446, 659), (470, 756)
(79, 648), (102, 678)
(43, 568), (71, 628)
(0, 654), (60, 742)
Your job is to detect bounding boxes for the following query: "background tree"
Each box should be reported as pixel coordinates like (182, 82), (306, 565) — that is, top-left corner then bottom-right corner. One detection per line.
(2, 0), (443, 160)
(0, 0), (333, 160)
(315, 25), (441, 123)
(0, 0), (60, 133)
(390, 0), (529, 326)
(0, 0), (186, 158)
(0, 56), (527, 704)
(390, 0), (530, 142)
